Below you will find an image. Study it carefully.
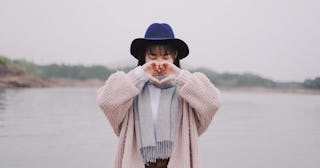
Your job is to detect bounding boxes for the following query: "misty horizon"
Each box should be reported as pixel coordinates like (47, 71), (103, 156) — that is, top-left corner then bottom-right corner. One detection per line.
(1, 0), (319, 82)
(4, 55), (314, 83)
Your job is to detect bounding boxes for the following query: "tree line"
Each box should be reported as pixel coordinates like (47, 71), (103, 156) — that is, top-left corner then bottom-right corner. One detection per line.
(1, 55), (319, 89)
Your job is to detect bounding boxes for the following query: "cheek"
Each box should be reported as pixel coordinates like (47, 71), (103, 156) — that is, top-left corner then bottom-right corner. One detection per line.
(145, 56), (151, 63)
(165, 57), (174, 63)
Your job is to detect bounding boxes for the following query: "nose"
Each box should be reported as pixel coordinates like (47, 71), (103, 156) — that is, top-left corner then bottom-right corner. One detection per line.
(155, 57), (165, 63)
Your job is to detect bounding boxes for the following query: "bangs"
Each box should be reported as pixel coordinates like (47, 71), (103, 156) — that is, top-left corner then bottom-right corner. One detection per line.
(144, 41), (177, 55)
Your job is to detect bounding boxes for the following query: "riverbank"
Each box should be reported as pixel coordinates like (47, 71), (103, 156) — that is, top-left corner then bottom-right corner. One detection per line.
(1, 74), (320, 95)
(0, 74), (104, 88)
(220, 86), (320, 95)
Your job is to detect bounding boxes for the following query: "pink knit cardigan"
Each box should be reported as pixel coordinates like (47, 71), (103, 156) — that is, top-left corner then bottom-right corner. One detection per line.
(96, 69), (221, 168)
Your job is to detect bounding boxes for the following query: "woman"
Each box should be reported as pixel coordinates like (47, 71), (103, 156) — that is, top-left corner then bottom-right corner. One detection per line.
(96, 23), (221, 168)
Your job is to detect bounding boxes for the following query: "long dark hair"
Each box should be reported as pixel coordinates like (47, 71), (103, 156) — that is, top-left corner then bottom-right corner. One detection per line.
(137, 41), (180, 68)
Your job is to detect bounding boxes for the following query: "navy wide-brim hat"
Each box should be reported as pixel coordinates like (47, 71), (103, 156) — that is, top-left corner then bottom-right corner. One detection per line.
(130, 23), (189, 60)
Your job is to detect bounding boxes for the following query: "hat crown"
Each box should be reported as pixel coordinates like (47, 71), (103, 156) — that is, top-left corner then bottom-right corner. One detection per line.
(144, 23), (175, 39)
(130, 23), (189, 60)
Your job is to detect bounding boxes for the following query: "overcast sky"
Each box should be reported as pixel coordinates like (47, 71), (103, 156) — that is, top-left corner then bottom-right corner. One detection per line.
(0, 0), (319, 82)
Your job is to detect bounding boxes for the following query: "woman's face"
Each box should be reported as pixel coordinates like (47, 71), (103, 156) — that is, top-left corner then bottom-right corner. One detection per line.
(145, 45), (176, 64)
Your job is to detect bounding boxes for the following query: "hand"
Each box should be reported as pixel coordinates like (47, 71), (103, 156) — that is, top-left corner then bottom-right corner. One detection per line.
(142, 61), (181, 84)
(142, 61), (162, 83)
(157, 62), (181, 84)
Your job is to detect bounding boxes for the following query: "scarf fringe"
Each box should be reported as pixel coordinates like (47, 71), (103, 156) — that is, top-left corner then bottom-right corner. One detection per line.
(140, 141), (173, 163)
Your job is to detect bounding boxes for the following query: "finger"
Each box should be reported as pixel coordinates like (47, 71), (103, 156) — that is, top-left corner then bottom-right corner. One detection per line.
(163, 62), (180, 74)
(151, 62), (157, 69)
(159, 75), (175, 84)
(158, 64), (164, 73)
(144, 61), (156, 72)
(148, 74), (160, 84)
(151, 62), (159, 71)
(162, 62), (170, 68)
(152, 62), (162, 74)
(157, 65), (161, 73)
(160, 64), (166, 71)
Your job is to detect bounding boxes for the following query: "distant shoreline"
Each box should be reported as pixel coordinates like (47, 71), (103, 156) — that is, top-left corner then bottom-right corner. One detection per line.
(220, 86), (320, 95)
(0, 74), (104, 88)
(2, 56), (320, 92)
(1, 74), (320, 95)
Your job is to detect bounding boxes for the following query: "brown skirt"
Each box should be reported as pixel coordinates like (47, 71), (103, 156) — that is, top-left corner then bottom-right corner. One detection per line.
(145, 158), (170, 168)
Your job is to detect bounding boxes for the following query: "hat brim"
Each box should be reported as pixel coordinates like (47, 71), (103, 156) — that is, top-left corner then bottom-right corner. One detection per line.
(130, 38), (189, 60)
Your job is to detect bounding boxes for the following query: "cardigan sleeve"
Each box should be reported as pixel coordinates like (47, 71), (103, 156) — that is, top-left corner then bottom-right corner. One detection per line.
(96, 67), (147, 136)
(176, 69), (221, 136)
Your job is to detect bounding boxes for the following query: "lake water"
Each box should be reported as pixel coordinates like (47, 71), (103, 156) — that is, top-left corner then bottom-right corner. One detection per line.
(0, 87), (320, 168)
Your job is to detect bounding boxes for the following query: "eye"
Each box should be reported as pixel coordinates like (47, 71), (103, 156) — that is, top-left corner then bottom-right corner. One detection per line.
(162, 54), (171, 60)
(163, 56), (170, 60)
(147, 54), (157, 60)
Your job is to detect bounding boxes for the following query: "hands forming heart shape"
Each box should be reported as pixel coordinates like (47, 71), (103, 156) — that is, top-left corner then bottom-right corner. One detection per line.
(142, 61), (181, 84)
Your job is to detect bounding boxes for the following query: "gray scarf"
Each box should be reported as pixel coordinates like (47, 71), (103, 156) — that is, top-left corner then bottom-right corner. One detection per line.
(134, 79), (179, 163)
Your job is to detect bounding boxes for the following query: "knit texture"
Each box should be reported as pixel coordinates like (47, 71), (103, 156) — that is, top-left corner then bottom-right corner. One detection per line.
(96, 69), (221, 168)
